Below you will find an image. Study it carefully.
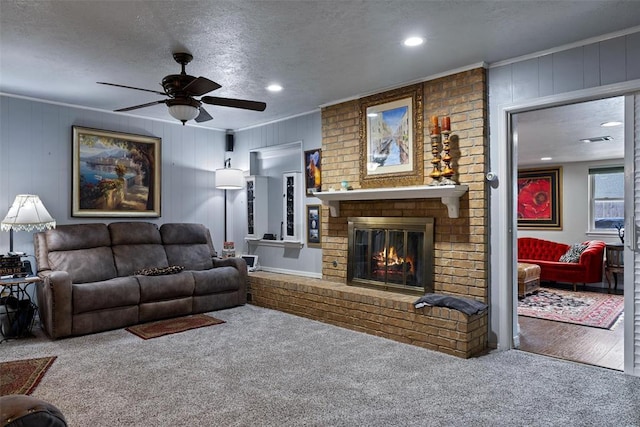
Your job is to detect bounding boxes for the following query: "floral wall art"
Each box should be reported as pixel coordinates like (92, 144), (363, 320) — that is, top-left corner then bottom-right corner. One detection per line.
(517, 167), (562, 230)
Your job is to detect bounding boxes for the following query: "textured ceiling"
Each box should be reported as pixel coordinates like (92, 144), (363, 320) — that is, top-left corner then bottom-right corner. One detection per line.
(0, 0), (639, 142)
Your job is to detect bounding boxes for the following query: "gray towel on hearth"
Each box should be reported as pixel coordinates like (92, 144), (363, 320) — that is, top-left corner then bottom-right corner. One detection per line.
(414, 293), (488, 315)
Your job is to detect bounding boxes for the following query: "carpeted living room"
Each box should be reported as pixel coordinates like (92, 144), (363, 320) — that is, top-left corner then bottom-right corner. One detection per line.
(2, 2), (640, 426)
(2, 305), (640, 426)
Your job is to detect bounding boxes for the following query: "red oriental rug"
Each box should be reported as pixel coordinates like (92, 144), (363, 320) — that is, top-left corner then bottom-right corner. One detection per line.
(126, 314), (225, 340)
(0, 356), (57, 396)
(518, 287), (623, 329)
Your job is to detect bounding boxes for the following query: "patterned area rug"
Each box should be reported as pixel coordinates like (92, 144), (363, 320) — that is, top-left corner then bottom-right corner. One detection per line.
(518, 287), (624, 329)
(126, 314), (225, 340)
(0, 356), (57, 395)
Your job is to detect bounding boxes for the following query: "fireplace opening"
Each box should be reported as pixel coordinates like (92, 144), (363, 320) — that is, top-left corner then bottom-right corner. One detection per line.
(348, 217), (434, 294)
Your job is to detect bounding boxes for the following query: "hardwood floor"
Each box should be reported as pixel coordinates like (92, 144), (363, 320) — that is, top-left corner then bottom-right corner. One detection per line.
(517, 283), (624, 371)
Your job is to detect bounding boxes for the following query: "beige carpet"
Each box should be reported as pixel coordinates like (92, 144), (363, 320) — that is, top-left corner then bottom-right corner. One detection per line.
(1, 305), (639, 426)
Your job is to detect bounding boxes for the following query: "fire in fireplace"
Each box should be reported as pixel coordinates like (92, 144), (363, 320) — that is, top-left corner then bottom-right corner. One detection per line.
(347, 217), (434, 294)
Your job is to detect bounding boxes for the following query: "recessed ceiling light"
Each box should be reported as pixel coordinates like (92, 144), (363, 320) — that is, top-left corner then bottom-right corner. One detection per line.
(266, 84), (283, 92)
(580, 136), (614, 143)
(600, 121), (622, 127)
(540, 157), (553, 161)
(403, 36), (424, 47)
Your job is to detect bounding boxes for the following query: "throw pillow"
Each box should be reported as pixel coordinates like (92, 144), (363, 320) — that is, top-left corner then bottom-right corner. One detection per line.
(558, 244), (588, 263)
(134, 265), (184, 276)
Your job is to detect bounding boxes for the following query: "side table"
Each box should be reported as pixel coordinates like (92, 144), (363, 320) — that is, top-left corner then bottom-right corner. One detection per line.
(0, 276), (41, 342)
(604, 244), (624, 293)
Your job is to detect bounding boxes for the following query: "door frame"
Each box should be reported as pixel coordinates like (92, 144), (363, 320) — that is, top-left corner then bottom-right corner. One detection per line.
(492, 79), (640, 376)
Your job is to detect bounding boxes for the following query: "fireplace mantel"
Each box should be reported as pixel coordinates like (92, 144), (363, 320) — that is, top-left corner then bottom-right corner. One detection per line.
(314, 184), (469, 218)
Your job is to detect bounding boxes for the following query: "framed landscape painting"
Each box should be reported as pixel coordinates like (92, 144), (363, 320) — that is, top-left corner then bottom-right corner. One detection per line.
(72, 126), (161, 217)
(517, 167), (562, 229)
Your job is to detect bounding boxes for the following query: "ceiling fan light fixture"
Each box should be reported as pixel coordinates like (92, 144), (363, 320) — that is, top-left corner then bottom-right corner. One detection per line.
(266, 83), (283, 92)
(168, 104), (199, 125)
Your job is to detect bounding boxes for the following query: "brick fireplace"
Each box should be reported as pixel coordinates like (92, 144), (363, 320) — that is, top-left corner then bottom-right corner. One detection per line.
(248, 67), (489, 358)
(348, 216), (434, 294)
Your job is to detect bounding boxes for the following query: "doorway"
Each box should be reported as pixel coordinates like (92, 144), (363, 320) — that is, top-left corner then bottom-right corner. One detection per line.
(511, 97), (625, 370)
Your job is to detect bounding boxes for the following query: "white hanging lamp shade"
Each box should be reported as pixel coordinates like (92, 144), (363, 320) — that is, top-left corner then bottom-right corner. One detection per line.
(168, 104), (199, 123)
(215, 168), (244, 190)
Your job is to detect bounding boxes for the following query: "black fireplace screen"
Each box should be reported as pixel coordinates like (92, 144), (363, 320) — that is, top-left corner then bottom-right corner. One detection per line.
(348, 217), (434, 294)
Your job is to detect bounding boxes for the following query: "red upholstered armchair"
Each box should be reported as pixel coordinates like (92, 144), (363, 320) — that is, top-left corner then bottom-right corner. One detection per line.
(517, 237), (606, 291)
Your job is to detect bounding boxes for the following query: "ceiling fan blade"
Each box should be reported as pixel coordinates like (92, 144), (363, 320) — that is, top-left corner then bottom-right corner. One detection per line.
(183, 77), (221, 97)
(114, 100), (166, 112)
(201, 96), (267, 112)
(195, 106), (213, 122)
(98, 82), (166, 96)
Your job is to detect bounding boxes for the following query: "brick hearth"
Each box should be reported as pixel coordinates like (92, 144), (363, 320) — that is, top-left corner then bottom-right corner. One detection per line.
(248, 272), (488, 358)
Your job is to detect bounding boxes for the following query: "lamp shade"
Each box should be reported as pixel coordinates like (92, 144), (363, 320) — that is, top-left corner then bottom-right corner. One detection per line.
(168, 104), (199, 122)
(1, 194), (56, 232)
(215, 168), (244, 190)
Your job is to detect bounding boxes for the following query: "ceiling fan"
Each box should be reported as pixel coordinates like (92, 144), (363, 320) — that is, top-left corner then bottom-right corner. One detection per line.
(98, 52), (266, 125)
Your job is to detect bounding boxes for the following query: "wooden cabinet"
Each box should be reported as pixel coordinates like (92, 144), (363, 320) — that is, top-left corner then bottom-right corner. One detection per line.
(282, 171), (302, 241)
(245, 175), (269, 239)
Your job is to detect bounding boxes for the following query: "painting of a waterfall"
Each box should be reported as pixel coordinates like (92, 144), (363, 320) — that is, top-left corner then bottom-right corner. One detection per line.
(72, 126), (161, 217)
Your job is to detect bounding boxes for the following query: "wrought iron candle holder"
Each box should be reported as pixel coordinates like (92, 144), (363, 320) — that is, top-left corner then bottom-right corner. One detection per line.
(428, 132), (442, 185)
(440, 129), (457, 185)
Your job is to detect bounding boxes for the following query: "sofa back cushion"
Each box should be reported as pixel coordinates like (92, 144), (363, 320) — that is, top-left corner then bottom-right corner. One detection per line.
(44, 223), (117, 283)
(517, 237), (570, 262)
(109, 222), (169, 276)
(160, 223), (215, 271)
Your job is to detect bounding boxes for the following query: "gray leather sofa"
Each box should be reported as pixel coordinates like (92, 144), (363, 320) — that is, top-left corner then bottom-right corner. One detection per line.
(34, 222), (247, 339)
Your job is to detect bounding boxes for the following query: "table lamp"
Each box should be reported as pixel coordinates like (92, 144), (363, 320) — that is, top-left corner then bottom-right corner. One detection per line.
(1, 194), (56, 253)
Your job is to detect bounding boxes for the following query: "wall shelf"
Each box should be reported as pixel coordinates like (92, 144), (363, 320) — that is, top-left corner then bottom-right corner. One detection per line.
(313, 185), (469, 218)
(245, 238), (304, 249)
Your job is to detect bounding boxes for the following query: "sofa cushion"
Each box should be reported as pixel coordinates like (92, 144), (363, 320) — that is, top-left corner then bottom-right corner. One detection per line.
(108, 222), (162, 245)
(137, 271), (195, 303)
(160, 223), (215, 270)
(559, 243), (588, 263)
(72, 276), (140, 314)
(109, 222), (169, 276)
(48, 247), (117, 284)
(192, 267), (241, 295)
(45, 224), (117, 283)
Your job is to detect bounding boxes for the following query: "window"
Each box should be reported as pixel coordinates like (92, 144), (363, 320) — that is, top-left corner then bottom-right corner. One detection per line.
(589, 167), (624, 232)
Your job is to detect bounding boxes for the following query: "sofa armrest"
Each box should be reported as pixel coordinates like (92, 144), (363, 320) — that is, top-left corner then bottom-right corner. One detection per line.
(577, 240), (606, 282)
(212, 257), (248, 297)
(36, 270), (72, 339)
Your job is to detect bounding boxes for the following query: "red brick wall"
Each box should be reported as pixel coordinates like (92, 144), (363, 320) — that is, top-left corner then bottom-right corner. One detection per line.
(320, 68), (488, 302)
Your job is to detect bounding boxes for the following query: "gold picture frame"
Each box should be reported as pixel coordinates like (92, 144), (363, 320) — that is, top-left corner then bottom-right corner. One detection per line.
(517, 167), (562, 230)
(359, 84), (424, 188)
(72, 126), (161, 217)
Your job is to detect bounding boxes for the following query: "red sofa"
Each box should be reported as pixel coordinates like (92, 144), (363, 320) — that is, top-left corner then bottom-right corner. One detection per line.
(517, 237), (606, 291)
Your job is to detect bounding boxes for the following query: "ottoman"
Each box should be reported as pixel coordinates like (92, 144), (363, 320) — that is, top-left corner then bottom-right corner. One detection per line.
(517, 262), (541, 298)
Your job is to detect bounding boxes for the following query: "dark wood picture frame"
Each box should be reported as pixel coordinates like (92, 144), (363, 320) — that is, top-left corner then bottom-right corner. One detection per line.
(306, 204), (321, 247)
(72, 126), (161, 217)
(304, 149), (322, 196)
(517, 167), (562, 230)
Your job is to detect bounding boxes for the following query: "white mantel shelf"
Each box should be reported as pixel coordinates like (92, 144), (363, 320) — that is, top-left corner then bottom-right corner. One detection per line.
(314, 184), (469, 218)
